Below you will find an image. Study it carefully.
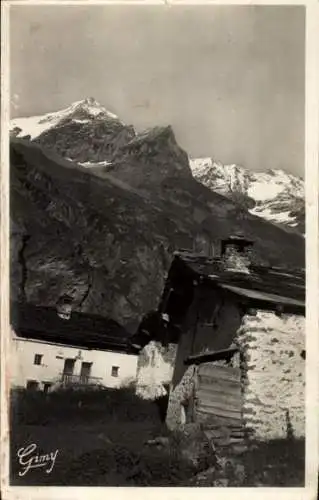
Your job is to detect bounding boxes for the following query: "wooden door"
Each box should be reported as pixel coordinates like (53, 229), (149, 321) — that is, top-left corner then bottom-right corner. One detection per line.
(80, 362), (92, 383)
(62, 359), (75, 384)
(63, 358), (75, 375)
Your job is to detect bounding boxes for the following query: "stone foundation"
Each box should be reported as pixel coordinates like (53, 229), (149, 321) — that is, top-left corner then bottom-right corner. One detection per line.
(236, 311), (305, 440)
(166, 365), (197, 430)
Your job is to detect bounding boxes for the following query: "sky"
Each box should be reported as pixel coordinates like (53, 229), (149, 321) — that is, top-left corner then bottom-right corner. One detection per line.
(10, 5), (305, 176)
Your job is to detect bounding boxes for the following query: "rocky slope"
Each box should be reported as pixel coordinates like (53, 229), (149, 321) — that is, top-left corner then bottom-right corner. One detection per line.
(10, 127), (304, 332)
(189, 158), (305, 234)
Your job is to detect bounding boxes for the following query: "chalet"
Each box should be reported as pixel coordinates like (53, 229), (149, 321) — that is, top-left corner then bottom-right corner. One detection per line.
(10, 299), (139, 392)
(130, 235), (305, 443)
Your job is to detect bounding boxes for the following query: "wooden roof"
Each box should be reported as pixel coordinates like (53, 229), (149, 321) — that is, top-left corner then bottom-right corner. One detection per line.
(11, 301), (137, 354)
(219, 284), (304, 309)
(127, 251), (305, 351)
(129, 252), (305, 350)
(172, 252), (305, 309)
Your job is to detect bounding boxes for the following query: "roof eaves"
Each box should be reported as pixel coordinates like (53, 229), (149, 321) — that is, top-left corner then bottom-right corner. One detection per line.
(218, 283), (305, 311)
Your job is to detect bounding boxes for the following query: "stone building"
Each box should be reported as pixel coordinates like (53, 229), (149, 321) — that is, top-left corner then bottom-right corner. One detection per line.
(130, 235), (305, 443)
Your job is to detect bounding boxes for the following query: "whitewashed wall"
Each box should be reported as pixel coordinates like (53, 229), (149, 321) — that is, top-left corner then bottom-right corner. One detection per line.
(136, 341), (176, 399)
(10, 330), (138, 390)
(236, 311), (305, 440)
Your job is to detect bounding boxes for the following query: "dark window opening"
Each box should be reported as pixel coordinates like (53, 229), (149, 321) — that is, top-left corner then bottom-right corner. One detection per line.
(80, 362), (92, 382)
(34, 354), (43, 365)
(26, 380), (39, 391)
(111, 366), (119, 377)
(43, 382), (52, 394)
(300, 350), (306, 360)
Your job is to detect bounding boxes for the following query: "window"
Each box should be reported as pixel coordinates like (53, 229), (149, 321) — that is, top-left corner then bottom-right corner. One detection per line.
(111, 366), (119, 377)
(34, 354), (43, 365)
(42, 382), (52, 394)
(26, 380), (39, 391)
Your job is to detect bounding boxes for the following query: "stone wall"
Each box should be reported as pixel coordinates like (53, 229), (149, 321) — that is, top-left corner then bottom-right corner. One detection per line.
(236, 311), (305, 440)
(166, 364), (197, 430)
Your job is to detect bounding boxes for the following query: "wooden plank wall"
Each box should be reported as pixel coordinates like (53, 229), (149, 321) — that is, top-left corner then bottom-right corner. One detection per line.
(195, 363), (243, 432)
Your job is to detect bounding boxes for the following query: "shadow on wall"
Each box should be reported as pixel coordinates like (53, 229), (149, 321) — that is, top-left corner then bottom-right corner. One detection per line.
(155, 384), (170, 422)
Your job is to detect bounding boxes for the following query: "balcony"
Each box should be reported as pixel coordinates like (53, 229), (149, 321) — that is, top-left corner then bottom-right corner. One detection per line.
(60, 373), (103, 386)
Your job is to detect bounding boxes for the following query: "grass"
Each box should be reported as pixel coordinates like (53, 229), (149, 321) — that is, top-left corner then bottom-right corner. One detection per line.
(10, 385), (163, 426)
(241, 438), (305, 486)
(10, 387), (305, 487)
(10, 386), (197, 486)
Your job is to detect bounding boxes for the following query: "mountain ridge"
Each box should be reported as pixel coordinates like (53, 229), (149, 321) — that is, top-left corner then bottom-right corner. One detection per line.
(10, 99), (304, 234)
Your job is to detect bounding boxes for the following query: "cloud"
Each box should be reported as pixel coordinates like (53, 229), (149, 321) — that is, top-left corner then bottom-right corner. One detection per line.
(10, 93), (20, 111)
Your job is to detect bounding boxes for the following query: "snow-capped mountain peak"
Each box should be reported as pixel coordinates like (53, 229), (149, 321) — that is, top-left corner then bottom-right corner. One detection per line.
(61, 97), (119, 120)
(189, 157), (252, 196)
(10, 98), (120, 140)
(189, 157), (304, 234)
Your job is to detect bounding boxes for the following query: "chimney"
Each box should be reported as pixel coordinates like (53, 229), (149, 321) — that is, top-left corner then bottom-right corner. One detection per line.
(193, 235), (207, 255)
(56, 294), (73, 320)
(208, 242), (215, 258)
(221, 234), (254, 273)
(193, 235), (215, 258)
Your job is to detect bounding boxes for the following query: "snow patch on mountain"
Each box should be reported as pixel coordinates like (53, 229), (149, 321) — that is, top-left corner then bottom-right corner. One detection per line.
(73, 119), (90, 124)
(250, 207), (297, 225)
(78, 160), (112, 168)
(247, 181), (283, 202)
(11, 114), (56, 141)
